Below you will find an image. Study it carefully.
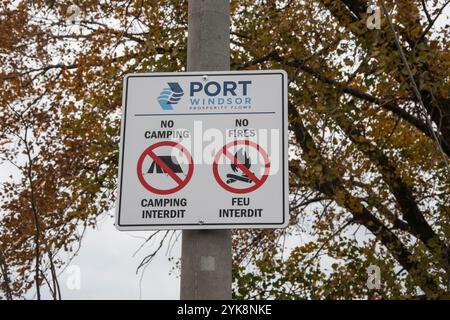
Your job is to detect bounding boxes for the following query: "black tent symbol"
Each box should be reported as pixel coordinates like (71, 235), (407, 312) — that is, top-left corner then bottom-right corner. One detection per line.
(148, 156), (183, 174)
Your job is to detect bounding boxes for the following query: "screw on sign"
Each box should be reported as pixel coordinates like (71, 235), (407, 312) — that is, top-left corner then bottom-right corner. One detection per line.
(213, 140), (271, 194)
(137, 141), (193, 195)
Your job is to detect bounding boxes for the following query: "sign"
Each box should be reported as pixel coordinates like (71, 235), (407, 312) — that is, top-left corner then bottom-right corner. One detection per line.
(136, 141), (194, 195)
(116, 70), (288, 230)
(212, 140), (270, 194)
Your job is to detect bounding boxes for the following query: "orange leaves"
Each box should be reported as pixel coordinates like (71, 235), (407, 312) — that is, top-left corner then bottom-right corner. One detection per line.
(0, 0), (448, 299)
(0, 0), (174, 298)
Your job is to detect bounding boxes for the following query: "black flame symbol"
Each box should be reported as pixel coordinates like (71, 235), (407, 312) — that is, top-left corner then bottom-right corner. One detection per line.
(231, 148), (251, 172)
(226, 148), (253, 184)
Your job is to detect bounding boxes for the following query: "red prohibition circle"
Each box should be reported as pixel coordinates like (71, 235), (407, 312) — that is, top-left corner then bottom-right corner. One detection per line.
(136, 141), (193, 195)
(213, 140), (270, 194)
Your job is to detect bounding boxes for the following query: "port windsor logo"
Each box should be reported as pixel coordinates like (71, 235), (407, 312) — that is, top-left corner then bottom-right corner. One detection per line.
(157, 80), (253, 111)
(157, 82), (184, 110)
(189, 80), (253, 110)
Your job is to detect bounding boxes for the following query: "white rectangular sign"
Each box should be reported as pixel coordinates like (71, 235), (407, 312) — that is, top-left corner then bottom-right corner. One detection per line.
(115, 70), (288, 230)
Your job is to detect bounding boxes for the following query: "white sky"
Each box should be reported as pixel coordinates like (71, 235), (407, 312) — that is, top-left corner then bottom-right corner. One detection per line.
(46, 215), (180, 300)
(2, 3), (449, 300)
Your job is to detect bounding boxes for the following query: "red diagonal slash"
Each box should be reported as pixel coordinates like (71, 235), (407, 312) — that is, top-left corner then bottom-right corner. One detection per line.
(146, 150), (184, 185)
(222, 147), (261, 185)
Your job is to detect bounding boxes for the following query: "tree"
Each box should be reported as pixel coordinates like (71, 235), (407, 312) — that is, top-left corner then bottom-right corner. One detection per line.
(232, 0), (450, 299)
(0, 0), (448, 299)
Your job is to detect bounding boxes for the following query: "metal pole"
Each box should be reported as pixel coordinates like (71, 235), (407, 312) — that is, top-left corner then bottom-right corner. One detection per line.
(180, 0), (232, 300)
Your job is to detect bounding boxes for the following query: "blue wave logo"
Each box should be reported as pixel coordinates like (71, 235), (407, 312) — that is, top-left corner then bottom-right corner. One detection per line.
(157, 82), (184, 110)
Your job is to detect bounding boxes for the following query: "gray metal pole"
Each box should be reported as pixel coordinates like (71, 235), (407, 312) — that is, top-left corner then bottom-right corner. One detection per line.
(180, 0), (232, 300)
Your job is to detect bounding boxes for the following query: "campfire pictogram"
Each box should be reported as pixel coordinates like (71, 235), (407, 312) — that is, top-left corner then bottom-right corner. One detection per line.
(226, 148), (253, 184)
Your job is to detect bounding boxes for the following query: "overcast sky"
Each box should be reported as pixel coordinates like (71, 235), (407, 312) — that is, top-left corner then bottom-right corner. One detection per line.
(52, 215), (180, 300)
(1, 149), (180, 300)
(3, 4), (449, 301)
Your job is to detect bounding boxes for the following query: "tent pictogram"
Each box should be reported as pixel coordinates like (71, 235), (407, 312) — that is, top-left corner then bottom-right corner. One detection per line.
(148, 156), (183, 174)
(137, 141), (193, 195)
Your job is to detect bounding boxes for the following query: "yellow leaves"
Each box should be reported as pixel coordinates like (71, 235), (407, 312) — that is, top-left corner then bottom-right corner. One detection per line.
(313, 163), (323, 173)
(308, 149), (318, 157)
(0, 0), (447, 300)
(343, 57), (353, 66)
